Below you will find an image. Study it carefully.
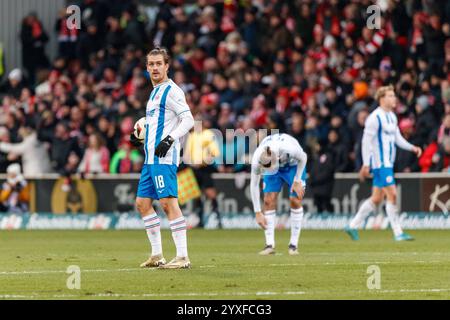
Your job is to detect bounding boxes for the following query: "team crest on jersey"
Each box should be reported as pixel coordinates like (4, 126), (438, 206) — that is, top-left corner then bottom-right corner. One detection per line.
(386, 175), (393, 183)
(147, 109), (156, 117)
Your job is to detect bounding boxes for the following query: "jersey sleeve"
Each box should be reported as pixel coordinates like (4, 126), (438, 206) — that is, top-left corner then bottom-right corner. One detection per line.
(283, 139), (307, 183)
(167, 87), (190, 116)
(250, 148), (263, 212)
(362, 115), (378, 167)
(167, 87), (194, 140)
(395, 127), (414, 151)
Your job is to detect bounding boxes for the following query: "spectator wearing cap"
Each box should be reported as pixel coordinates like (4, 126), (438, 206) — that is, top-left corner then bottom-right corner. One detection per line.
(0, 69), (26, 99)
(0, 123), (52, 175)
(0, 163), (30, 213)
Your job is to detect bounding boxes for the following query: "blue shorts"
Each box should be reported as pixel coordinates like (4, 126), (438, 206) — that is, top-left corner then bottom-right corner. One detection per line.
(262, 165), (306, 197)
(372, 167), (395, 188)
(137, 164), (178, 199)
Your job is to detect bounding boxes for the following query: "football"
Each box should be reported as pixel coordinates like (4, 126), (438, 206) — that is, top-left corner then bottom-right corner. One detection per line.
(133, 117), (146, 140)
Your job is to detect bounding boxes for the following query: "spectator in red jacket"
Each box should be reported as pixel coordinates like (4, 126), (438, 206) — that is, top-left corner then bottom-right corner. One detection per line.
(419, 138), (439, 173)
(431, 136), (450, 172)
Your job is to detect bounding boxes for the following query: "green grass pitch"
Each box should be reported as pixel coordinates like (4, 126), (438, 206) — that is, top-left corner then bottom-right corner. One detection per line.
(0, 229), (449, 299)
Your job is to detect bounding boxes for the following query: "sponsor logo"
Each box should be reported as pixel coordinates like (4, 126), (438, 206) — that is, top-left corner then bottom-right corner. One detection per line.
(1, 212), (450, 230)
(0, 215), (23, 230)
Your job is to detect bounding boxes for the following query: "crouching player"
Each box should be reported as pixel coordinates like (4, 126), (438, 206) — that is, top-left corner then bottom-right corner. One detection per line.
(250, 133), (307, 255)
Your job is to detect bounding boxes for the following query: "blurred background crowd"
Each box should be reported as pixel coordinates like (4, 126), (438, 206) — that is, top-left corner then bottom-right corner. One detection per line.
(0, 0), (449, 183)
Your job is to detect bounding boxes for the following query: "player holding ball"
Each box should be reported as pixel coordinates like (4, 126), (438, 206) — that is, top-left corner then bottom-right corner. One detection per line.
(130, 47), (194, 269)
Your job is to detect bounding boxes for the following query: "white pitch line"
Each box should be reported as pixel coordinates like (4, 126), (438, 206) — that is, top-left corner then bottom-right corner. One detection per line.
(377, 288), (450, 294)
(299, 252), (450, 257)
(2, 288), (450, 299)
(0, 260), (446, 276)
(0, 268), (143, 276)
(0, 291), (307, 299)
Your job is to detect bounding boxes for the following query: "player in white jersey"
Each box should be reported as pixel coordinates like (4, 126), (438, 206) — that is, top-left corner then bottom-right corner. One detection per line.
(130, 47), (194, 269)
(250, 133), (307, 255)
(345, 85), (422, 241)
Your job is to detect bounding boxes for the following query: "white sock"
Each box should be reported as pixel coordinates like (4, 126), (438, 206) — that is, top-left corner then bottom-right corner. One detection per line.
(142, 213), (162, 256)
(349, 199), (376, 229)
(264, 210), (276, 247)
(169, 216), (188, 258)
(386, 202), (403, 237)
(290, 207), (304, 247)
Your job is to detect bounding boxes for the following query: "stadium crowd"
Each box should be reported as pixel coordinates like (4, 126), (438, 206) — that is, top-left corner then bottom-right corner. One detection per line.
(0, 0), (449, 181)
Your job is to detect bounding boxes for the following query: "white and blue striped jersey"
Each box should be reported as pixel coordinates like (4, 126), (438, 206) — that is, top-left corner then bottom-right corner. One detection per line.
(144, 79), (191, 166)
(250, 133), (308, 212)
(251, 133), (307, 173)
(362, 107), (414, 169)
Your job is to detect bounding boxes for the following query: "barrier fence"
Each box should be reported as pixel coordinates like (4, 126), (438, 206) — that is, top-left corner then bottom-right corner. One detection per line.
(0, 173), (449, 230)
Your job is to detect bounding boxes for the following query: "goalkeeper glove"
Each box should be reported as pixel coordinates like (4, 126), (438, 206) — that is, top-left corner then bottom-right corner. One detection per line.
(155, 135), (174, 157)
(129, 133), (143, 147)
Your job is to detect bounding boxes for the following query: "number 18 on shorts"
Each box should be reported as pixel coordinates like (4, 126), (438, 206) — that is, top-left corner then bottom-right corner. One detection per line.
(137, 164), (178, 199)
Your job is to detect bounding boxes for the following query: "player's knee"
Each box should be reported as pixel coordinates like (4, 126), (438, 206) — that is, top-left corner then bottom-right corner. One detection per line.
(290, 197), (301, 209)
(263, 194), (276, 210)
(135, 198), (150, 214)
(159, 200), (171, 213)
(371, 195), (382, 205)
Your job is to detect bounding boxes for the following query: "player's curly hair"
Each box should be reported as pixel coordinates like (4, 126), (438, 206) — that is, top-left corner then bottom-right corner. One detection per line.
(146, 46), (170, 64)
(375, 85), (395, 102)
